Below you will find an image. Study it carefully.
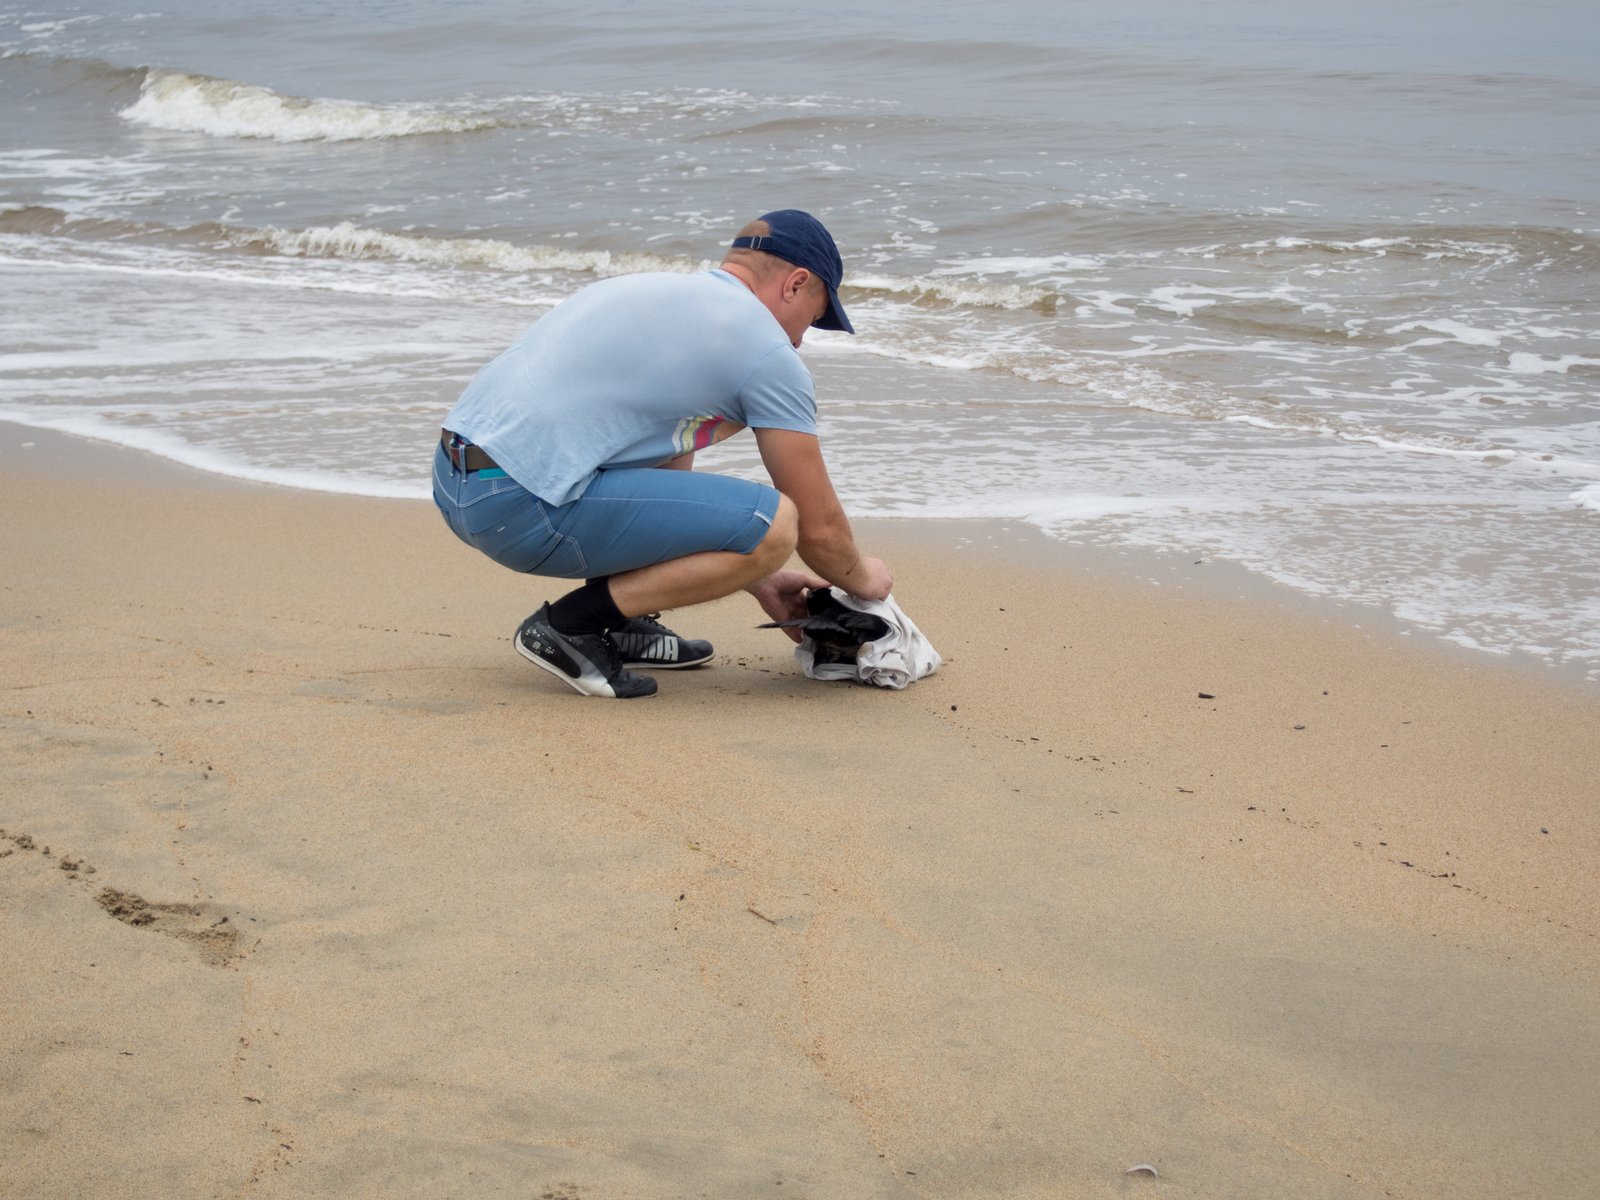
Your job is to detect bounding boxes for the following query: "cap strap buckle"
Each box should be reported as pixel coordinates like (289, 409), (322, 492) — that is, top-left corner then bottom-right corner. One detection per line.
(731, 235), (775, 251)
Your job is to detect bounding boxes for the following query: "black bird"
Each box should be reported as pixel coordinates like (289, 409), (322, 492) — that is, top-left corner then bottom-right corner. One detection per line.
(758, 586), (891, 664)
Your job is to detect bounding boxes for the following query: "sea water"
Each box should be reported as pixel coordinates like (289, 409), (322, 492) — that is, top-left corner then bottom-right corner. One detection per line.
(2, 0), (1597, 679)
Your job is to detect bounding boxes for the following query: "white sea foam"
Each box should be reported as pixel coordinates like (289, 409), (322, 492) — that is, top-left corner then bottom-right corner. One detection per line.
(0, 149), (167, 216)
(927, 253), (1106, 277)
(1235, 235), (1410, 254)
(120, 69), (498, 142)
(0, 223), (700, 312)
(244, 221), (713, 278)
(876, 492), (1251, 525)
(0, 148), (158, 180)
(1573, 482), (1600, 512)
(0, 240), (571, 309)
(1147, 287), (1219, 316)
(1386, 318), (1505, 347)
(844, 272), (1052, 309)
(1508, 352), (1600, 374)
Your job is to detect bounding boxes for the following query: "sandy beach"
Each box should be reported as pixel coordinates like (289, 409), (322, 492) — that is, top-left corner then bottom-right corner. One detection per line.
(2, 421), (1596, 1199)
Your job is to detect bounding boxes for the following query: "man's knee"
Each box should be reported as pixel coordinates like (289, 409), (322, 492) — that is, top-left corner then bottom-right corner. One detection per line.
(750, 493), (798, 569)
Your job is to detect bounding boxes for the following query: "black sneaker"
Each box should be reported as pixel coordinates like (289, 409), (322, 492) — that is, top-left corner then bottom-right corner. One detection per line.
(515, 604), (657, 698)
(609, 613), (714, 669)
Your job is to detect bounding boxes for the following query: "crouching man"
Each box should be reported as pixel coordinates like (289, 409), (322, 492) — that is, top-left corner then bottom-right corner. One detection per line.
(433, 209), (892, 698)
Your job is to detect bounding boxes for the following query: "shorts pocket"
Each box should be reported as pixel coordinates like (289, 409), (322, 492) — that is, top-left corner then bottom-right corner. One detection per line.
(460, 484), (535, 536)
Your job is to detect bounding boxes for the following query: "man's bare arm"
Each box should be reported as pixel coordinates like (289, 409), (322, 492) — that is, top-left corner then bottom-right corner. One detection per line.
(753, 427), (891, 600)
(745, 565), (830, 644)
(654, 451), (695, 470)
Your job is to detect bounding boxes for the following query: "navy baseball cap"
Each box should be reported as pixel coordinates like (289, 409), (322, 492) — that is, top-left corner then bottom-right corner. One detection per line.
(730, 209), (854, 334)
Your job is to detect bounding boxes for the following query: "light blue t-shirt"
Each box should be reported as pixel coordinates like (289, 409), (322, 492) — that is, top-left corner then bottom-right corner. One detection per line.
(443, 269), (817, 506)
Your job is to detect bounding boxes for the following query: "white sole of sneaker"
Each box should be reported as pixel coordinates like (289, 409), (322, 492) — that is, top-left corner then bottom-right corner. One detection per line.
(516, 633), (608, 696)
(515, 620), (664, 697)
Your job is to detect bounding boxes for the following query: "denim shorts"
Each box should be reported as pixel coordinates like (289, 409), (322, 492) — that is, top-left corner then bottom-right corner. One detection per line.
(432, 442), (781, 579)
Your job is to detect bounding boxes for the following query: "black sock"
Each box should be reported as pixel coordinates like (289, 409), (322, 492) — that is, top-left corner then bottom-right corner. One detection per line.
(548, 577), (625, 636)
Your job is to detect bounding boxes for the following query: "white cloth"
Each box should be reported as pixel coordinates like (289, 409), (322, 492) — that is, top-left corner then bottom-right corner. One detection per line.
(795, 589), (942, 690)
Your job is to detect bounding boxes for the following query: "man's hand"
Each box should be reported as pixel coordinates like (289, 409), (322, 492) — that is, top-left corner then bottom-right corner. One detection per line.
(746, 568), (830, 644)
(845, 556), (893, 602)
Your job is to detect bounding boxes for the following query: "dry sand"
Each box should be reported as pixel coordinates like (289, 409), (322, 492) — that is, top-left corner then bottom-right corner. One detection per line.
(2, 423), (1596, 1199)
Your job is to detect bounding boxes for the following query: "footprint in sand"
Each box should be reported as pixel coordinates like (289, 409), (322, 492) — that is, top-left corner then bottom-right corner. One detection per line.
(95, 888), (241, 966)
(4, 829), (249, 967)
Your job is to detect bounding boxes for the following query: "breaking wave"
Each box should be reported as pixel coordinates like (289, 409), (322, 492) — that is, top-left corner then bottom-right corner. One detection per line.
(119, 68), (498, 142)
(0, 207), (718, 278)
(845, 272), (1056, 311)
(253, 225), (1065, 310)
(234, 221), (715, 277)
(111, 65), (862, 144)
(0, 205), (1066, 312)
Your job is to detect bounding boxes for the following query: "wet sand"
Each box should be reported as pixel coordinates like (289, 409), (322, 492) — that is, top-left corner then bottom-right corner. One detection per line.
(2, 423), (1596, 1199)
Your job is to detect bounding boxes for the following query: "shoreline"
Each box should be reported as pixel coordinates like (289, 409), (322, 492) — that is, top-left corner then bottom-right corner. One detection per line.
(3, 418), (1590, 691)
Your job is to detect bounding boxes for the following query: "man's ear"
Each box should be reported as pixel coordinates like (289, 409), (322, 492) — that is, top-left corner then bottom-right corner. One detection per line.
(785, 267), (813, 301)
